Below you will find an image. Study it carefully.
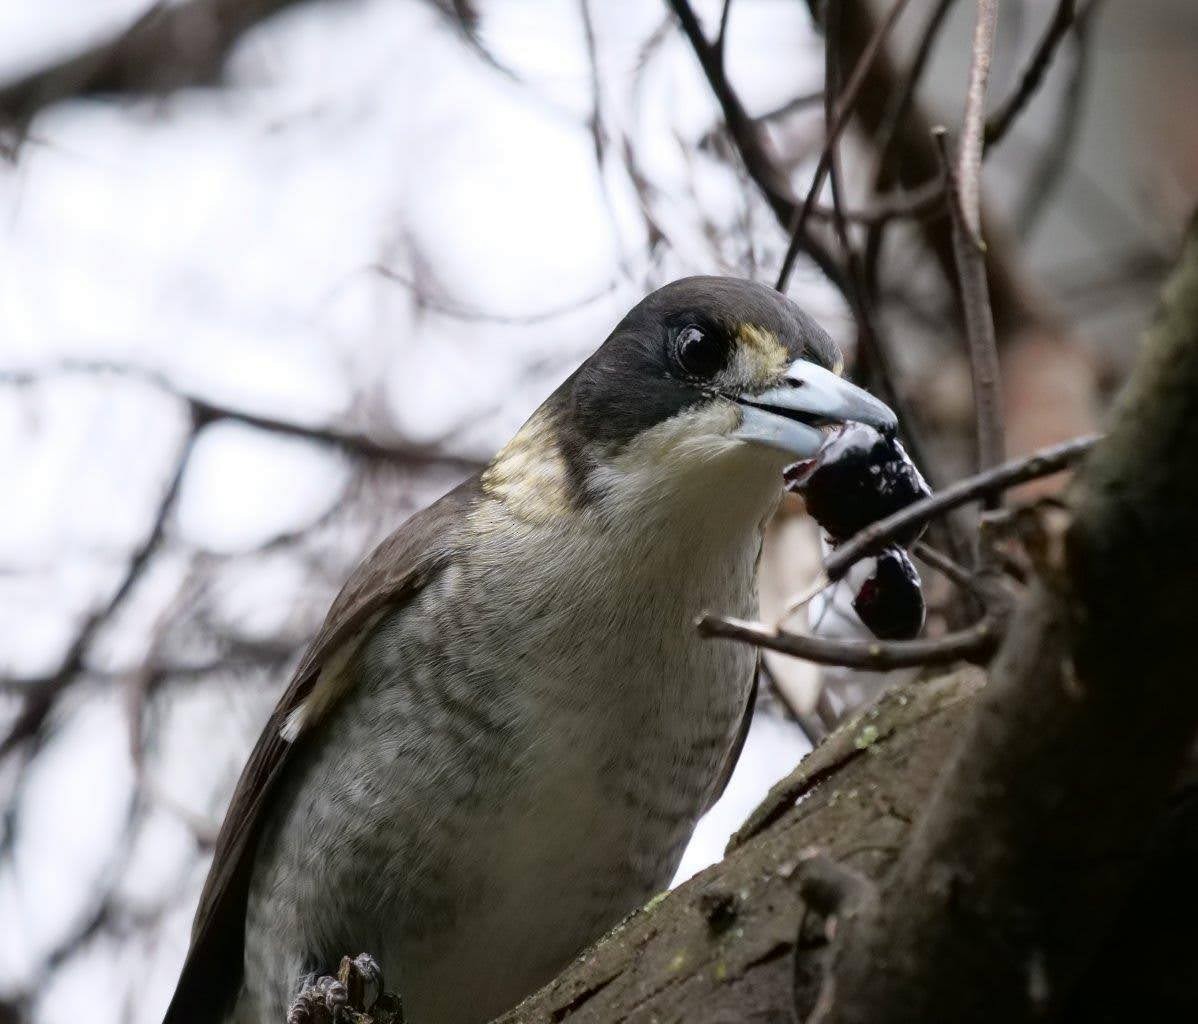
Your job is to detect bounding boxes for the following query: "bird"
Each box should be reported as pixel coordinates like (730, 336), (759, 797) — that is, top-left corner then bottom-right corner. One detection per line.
(162, 277), (896, 1024)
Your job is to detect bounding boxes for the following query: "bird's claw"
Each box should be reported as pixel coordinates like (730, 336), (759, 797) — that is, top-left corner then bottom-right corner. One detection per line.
(286, 974), (347, 1024)
(285, 954), (401, 1024)
(339, 953), (383, 1014)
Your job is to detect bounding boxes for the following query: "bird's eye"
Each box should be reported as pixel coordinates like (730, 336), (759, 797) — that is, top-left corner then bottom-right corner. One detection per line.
(674, 325), (723, 379)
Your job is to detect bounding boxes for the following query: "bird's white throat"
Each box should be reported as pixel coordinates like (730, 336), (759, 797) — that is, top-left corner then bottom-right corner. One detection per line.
(480, 399), (790, 552)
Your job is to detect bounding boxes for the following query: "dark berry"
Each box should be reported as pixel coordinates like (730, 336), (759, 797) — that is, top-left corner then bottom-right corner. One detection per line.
(853, 546), (926, 640)
(787, 423), (931, 545)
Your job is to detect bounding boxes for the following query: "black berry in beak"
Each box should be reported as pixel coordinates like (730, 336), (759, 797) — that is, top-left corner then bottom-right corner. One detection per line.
(788, 422), (932, 545)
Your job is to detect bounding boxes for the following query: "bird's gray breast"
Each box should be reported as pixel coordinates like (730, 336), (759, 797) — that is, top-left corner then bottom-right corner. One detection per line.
(241, 512), (760, 1024)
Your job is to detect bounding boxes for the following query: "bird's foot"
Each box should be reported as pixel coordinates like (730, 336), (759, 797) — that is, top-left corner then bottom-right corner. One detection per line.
(286, 954), (402, 1024)
(287, 973), (347, 1024)
(345, 953), (383, 1010)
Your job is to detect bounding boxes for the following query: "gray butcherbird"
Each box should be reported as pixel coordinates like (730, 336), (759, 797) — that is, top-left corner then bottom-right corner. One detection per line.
(164, 278), (895, 1024)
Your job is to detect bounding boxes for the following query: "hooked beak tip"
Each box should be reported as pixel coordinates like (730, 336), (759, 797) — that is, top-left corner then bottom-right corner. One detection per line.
(731, 360), (897, 459)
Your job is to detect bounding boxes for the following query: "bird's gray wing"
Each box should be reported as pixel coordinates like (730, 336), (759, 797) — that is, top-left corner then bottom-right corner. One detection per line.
(704, 661), (759, 812)
(162, 474), (482, 1024)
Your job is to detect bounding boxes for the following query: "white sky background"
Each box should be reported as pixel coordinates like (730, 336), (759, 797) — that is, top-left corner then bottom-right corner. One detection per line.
(0, 3), (839, 1021)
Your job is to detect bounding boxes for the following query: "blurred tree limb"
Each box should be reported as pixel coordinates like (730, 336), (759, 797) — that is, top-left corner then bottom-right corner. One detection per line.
(0, 360), (480, 777)
(664, 0), (847, 293)
(0, 0), (489, 140)
(0, 362), (484, 474)
(820, 0), (1041, 334)
(0, 0), (311, 134)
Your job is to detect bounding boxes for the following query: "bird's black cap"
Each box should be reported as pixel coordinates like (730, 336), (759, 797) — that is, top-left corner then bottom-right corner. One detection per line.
(550, 276), (842, 461)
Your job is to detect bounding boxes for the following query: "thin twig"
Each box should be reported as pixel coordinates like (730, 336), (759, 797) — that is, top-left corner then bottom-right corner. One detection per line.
(757, 90), (824, 123)
(123, 561), (207, 770)
(816, 4), (945, 548)
(698, 614), (1000, 671)
(578, 0), (606, 165)
(715, 0), (734, 59)
(984, 0), (1076, 148)
(759, 658), (827, 748)
(823, 0), (852, 260)
(815, 685), (841, 735)
(872, 0), (960, 176)
(1, 361), (484, 472)
(775, 0), (917, 292)
(1014, 0), (1102, 238)
(949, 0), (1006, 493)
(957, 0), (1000, 239)
(861, 0), (958, 317)
(0, 419), (197, 757)
(820, 6), (910, 444)
(808, 180), (944, 226)
(820, 434), (1099, 584)
(0, 0), (517, 139)
(913, 541), (989, 600)
(373, 264), (618, 327)
(936, 129), (1006, 492)
(665, 0), (846, 292)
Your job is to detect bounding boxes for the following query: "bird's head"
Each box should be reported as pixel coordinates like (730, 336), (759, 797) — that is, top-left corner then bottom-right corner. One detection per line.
(481, 276), (896, 528)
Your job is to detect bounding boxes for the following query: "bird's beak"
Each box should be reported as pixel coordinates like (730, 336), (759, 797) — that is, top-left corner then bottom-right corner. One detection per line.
(732, 359), (897, 459)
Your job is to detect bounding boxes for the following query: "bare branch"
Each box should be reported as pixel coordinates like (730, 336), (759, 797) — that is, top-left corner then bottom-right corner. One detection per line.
(664, 0), (846, 293)
(956, 0), (999, 239)
(821, 435), (1099, 584)
(578, 0), (606, 165)
(758, 658), (827, 748)
(698, 613), (1001, 671)
(936, 129), (1007, 489)
(0, 418), (197, 757)
(984, 0), (1076, 148)
(756, 90), (824, 124)
(943, 0), (1006, 492)
(912, 541), (988, 600)
(715, 0), (734, 61)
(0, 0), (305, 132)
(775, 0), (917, 293)
(1, 361), (484, 472)
(0, 0), (513, 140)
(1013, 0), (1102, 237)
(871, 0), (960, 176)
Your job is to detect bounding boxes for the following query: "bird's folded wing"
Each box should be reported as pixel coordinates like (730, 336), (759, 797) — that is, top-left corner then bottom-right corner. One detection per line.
(704, 661), (758, 813)
(162, 475), (481, 1024)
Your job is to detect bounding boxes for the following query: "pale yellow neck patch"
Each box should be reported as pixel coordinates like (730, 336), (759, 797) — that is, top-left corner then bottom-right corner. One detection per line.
(479, 407), (573, 523)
